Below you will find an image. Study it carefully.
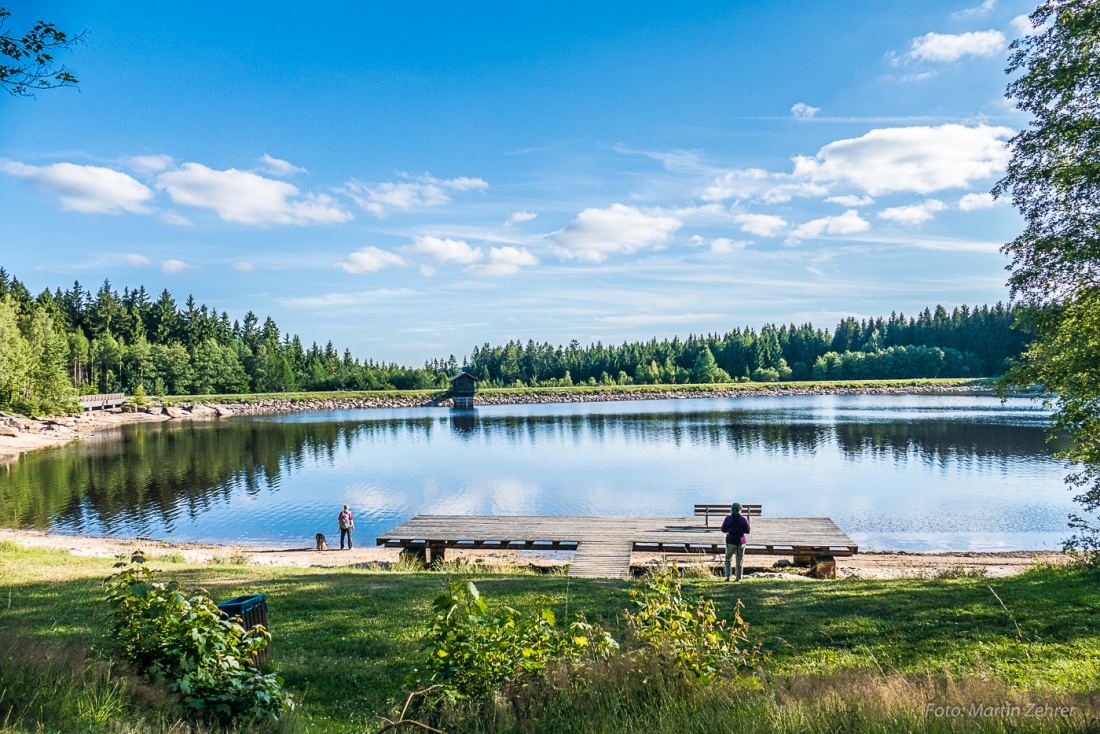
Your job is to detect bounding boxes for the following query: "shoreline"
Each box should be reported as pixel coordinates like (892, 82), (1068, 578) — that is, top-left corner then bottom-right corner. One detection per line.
(0, 527), (1068, 580)
(0, 381), (995, 461)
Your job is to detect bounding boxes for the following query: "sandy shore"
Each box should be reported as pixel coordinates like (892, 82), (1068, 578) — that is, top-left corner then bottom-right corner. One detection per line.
(0, 527), (1068, 580)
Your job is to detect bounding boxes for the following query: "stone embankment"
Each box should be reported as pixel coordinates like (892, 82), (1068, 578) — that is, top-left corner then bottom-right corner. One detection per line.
(0, 383), (992, 459)
(140, 382), (990, 418)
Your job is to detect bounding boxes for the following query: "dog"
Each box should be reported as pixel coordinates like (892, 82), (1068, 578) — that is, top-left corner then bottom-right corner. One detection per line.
(315, 533), (327, 551)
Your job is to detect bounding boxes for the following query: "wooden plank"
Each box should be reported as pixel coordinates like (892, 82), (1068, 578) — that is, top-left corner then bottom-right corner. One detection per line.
(376, 515), (858, 560)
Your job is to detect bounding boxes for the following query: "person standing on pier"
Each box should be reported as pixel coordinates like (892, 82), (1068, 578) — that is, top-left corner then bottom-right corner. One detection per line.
(721, 502), (750, 581)
(338, 505), (355, 550)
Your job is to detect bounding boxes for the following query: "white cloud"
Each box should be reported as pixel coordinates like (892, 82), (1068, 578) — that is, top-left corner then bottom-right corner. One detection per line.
(792, 124), (1012, 195)
(124, 154), (174, 174)
(905, 30), (1006, 62)
(343, 174), (488, 217)
(115, 253), (151, 266)
(160, 211), (192, 226)
(760, 181), (829, 204)
(733, 213), (787, 237)
(506, 210), (538, 225)
(791, 102), (820, 119)
(709, 238), (748, 254)
(951, 0), (995, 19)
(878, 199), (948, 225)
(825, 195), (874, 207)
(259, 154), (307, 177)
(1, 161), (154, 214)
(701, 168), (769, 202)
(336, 246), (406, 273)
(958, 192), (1000, 210)
(789, 210), (871, 240)
(550, 204), (682, 263)
(465, 246), (539, 276)
(160, 259), (193, 273)
(1010, 14), (1044, 37)
(702, 168), (825, 204)
(282, 288), (416, 308)
(405, 235), (482, 264)
(232, 261), (255, 272)
(156, 163), (352, 225)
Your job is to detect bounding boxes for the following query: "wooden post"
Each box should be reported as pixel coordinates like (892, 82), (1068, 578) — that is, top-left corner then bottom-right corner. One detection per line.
(428, 544), (446, 567)
(810, 556), (837, 579)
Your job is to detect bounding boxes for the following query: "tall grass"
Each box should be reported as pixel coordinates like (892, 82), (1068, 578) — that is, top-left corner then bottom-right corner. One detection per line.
(435, 651), (1096, 733)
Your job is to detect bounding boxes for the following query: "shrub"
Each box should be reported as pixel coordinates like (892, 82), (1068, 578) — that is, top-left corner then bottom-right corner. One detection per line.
(104, 565), (293, 725)
(413, 580), (616, 701)
(625, 574), (763, 682)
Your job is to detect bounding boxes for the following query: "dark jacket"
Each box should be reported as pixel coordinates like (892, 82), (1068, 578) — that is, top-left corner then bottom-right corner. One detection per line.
(721, 514), (750, 545)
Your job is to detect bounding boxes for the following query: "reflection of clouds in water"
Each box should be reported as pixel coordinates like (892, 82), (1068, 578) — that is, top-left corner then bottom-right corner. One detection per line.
(422, 478), (543, 516)
(1, 395), (1070, 551)
(346, 483), (410, 515)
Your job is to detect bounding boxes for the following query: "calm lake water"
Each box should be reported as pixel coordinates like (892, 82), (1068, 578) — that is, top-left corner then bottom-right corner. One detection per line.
(0, 395), (1073, 552)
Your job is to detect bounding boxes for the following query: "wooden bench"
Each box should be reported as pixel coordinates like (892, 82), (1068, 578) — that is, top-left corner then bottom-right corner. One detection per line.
(694, 503), (762, 527)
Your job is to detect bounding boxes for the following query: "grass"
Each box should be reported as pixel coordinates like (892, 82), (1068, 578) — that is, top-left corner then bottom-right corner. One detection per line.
(1, 543), (1095, 732)
(154, 377), (991, 407)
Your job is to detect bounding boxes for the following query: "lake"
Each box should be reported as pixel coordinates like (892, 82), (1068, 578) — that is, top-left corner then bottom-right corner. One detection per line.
(0, 394), (1073, 552)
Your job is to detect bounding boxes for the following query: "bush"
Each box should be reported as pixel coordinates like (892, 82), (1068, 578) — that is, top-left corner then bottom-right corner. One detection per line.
(104, 565), (293, 725)
(413, 580), (616, 701)
(751, 367), (780, 383)
(625, 574), (763, 683)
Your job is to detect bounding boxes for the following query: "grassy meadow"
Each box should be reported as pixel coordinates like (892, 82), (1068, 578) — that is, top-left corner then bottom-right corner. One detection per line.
(0, 541), (1097, 732)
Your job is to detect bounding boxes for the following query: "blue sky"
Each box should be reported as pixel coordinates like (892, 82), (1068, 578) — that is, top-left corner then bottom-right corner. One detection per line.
(1, 1), (1038, 364)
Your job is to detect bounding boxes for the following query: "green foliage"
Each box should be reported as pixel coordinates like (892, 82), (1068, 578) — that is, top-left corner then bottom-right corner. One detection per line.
(104, 564), (293, 725)
(4, 543), (1100, 732)
(469, 305), (1026, 387)
(0, 6), (83, 97)
(414, 580), (617, 701)
(1005, 293), (1100, 557)
(625, 574), (762, 683)
(995, 1), (1100, 558)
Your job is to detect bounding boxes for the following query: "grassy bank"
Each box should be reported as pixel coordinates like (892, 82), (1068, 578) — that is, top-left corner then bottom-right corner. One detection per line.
(1, 542), (1095, 732)
(155, 377), (993, 407)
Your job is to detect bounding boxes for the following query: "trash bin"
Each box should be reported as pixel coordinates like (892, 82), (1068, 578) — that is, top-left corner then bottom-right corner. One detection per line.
(216, 594), (270, 666)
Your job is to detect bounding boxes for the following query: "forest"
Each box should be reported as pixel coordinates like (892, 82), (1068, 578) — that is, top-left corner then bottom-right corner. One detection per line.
(0, 268), (1030, 415)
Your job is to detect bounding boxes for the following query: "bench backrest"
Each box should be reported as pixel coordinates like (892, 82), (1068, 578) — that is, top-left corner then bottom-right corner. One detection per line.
(694, 504), (762, 517)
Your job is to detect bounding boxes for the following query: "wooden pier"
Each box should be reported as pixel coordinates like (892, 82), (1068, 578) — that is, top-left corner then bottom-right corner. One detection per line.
(377, 515), (857, 579)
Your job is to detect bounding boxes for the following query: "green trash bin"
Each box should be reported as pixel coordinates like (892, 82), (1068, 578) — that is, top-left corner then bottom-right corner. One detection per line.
(216, 594), (269, 666)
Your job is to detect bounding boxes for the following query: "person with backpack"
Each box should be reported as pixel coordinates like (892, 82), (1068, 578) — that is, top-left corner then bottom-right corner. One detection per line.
(720, 502), (751, 581)
(338, 505), (355, 550)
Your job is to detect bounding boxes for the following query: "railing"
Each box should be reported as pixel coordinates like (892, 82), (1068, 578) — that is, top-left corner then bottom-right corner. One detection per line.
(78, 393), (126, 410)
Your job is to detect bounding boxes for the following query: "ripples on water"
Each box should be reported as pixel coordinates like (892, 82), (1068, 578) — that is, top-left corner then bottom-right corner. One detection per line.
(0, 395), (1071, 551)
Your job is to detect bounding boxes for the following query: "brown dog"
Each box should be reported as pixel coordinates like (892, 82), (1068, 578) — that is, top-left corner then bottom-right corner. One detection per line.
(315, 533), (327, 551)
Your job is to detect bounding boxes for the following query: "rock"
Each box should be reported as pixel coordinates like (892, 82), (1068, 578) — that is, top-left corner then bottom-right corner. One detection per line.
(188, 403), (216, 417)
(212, 404), (234, 417)
(0, 427), (19, 438)
(164, 407), (185, 419)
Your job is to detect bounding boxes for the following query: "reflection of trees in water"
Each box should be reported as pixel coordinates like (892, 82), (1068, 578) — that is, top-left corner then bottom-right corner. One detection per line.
(1, 419), (371, 530)
(465, 412), (1052, 461)
(832, 421), (1055, 462)
(0, 410), (1055, 533)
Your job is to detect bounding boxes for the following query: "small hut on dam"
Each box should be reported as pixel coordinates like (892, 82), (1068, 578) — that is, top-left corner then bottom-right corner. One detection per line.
(449, 371), (479, 409)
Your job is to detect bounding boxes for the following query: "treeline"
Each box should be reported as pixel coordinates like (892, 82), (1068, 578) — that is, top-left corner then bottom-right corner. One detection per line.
(0, 270), (455, 415)
(467, 304), (1029, 387)
(0, 267), (1030, 416)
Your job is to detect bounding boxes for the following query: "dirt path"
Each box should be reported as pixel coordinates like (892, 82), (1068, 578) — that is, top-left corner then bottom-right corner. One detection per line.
(0, 528), (1068, 578)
